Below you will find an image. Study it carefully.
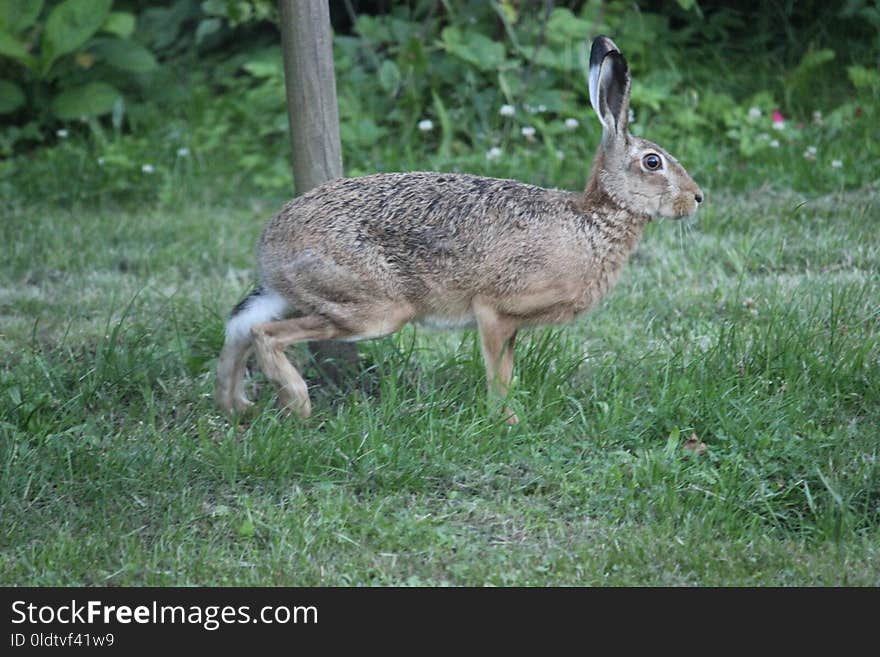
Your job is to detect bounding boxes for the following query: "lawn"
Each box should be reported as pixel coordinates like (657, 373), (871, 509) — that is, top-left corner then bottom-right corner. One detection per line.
(2, 180), (878, 585)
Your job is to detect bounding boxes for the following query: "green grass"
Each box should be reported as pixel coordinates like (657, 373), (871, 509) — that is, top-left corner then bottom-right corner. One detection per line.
(1, 182), (879, 585)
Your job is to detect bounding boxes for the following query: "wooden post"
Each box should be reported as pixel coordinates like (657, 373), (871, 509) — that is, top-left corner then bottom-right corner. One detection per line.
(278, 0), (358, 382)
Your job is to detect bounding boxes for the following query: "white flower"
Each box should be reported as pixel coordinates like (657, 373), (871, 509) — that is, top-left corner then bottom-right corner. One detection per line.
(521, 126), (536, 139)
(97, 157), (105, 166)
(758, 133), (770, 141)
(141, 164), (155, 174)
(499, 104), (515, 117)
(486, 146), (503, 161)
(831, 159), (843, 169)
(812, 110), (823, 125)
(556, 150), (565, 161)
(176, 147), (190, 157)
(803, 145), (817, 161)
(526, 103), (547, 115)
(56, 129), (68, 138)
(564, 117), (579, 130)
(772, 120), (785, 131)
(417, 119), (433, 132)
(748, 107), (762, 120)
(769, 139), (780, 148)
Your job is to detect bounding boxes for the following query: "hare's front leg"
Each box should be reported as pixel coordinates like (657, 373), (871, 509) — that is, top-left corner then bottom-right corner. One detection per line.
(473, 298), (520, 425)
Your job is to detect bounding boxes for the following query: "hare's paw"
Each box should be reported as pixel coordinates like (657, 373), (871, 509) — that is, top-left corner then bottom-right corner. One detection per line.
(232, 395), (254, 414)
(215, 383), (254, 416)
(277, 388), (312, 419)
(214, 381), (236, 415)
(504, 406), (520, 426)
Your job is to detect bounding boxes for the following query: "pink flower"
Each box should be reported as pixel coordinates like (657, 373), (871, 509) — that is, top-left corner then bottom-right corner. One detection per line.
(772, 109), (785, 124)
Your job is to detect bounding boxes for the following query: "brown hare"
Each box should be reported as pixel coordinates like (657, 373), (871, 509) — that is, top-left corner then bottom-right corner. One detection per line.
(215, 35), (702, 424)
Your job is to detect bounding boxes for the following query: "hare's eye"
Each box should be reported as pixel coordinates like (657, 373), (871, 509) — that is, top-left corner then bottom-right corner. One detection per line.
(642, 153), (662, 171)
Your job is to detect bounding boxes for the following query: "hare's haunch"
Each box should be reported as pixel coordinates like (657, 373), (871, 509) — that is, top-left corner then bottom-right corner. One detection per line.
(215, 36), (703, 424)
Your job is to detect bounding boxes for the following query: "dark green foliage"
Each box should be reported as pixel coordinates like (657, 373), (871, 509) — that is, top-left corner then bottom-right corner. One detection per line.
(1, 1), (878, 202)
(0, 0), (159, 130)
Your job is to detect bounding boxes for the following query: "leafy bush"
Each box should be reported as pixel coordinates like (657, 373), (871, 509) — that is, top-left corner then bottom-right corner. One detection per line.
(0, 0), (157, 121)
(0, 0), (160, 154)
(1, 0), (878, 205)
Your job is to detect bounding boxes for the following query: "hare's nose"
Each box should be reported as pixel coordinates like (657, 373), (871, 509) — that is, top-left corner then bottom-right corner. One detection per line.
(694, 191), (704, 204)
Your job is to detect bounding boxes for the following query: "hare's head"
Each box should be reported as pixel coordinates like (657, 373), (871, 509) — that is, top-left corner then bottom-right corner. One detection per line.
(588, 36), (703, 219)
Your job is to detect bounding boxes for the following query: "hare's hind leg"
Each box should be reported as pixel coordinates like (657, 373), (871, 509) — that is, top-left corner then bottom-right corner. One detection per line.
(472, 298), (520, 425)
(251, 301), (415, 418)
(216, 340), (254, 414)
(216, 287), (289, 414)
(251, 315), (340, 418)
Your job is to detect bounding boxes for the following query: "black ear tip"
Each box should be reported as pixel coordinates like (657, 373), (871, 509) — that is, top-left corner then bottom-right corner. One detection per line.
(590, 35), (621, 68)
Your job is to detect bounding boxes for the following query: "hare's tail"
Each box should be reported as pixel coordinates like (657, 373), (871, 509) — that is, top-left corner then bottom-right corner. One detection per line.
(225, 285), (289, 344)
(215, 285), (289, 413)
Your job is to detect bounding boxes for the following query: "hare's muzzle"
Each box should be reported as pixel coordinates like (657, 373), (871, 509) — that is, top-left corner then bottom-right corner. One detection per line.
(678, 185), (704, 218)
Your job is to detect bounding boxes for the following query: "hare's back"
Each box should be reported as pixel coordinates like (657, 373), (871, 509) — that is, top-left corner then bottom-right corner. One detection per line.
(260, 172), (569, 248)
(257, 172), (577, 309)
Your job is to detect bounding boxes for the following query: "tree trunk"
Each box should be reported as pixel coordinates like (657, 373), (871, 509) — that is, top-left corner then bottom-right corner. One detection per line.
(278, 0), (358, 383)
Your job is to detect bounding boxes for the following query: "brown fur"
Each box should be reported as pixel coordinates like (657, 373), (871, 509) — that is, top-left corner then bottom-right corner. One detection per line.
(215, 36), (702, 423)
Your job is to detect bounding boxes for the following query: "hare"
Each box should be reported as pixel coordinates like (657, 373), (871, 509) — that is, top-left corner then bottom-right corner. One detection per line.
(215, 35), (702, 424)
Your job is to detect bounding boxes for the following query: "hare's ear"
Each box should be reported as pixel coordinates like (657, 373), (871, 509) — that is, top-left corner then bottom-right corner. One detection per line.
(588, 36), (631, 142)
